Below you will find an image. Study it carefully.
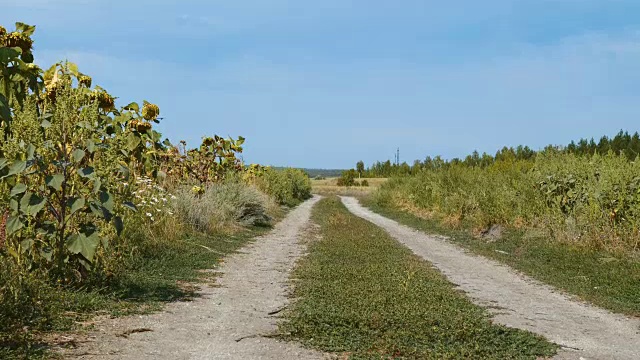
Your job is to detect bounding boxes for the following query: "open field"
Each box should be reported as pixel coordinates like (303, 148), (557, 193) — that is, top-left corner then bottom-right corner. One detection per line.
(311, 177), (388, 196)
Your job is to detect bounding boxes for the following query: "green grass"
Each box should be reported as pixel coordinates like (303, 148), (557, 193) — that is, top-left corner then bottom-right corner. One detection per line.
(0, 225), (268, 359)
(362, 197), (640, 317)
(281, 197), (557, 359)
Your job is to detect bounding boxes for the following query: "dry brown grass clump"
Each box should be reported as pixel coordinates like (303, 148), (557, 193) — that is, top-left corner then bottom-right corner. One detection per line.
(173, 182), (279, 233)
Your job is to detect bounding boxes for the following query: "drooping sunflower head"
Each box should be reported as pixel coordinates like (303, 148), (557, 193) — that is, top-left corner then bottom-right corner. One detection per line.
(202, 137), (214, 146)
(142, 102), (160, 121)
(137, 121), (152, 133)
(0, 26), (7, 38)
(129, 119), (153, 133)
(91, 90), (115, 111)
(78, 75), (92, 88)
(45, 79), (66, 102)
(4, 32), (33, 53)
(128, 119), (141, 131)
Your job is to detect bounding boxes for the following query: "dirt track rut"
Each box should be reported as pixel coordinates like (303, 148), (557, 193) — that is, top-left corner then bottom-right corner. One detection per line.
(341, 196), (640, 360)
(64, 196), (326, 360)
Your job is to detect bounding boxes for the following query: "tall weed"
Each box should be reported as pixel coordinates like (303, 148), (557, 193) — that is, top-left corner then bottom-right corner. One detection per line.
(376, 152), (640, 252)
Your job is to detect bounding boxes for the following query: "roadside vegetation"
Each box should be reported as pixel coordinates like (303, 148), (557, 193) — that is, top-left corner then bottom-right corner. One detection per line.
(364, 198), (640, 317)
(0, 22), (311, 358)
(281, 197), (557, 359)
(311, 176), (386, 197)
(364, 139), (640, 316)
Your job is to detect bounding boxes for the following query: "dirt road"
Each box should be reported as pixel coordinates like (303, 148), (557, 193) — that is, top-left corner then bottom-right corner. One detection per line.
(341, 196), (640, 360)
(64, 196), (327, 360)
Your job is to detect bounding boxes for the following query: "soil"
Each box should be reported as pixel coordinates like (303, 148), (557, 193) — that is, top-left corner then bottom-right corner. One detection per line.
(341, 196), (640, 360)
(59, 196), (329, 360)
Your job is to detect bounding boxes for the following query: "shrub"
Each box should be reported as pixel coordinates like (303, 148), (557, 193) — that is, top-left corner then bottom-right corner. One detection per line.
(337, 169), (357, 187)
(361, 179), (369, 187)
(173, 181), (276, 232)
(255, 168), (312, 206)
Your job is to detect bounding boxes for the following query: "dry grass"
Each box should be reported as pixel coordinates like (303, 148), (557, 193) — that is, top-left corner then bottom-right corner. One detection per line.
(391, 196), (436, 220)
(311, 177), (388, 196)
(173, 182), (279, 233)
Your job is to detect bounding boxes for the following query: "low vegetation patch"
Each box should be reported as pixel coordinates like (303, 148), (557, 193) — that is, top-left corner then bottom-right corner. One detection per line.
(281, 197), (556, 359)
(363, 196), (640, 317)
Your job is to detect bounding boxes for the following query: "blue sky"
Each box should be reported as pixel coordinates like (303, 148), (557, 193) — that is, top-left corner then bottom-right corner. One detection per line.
(3, 1), (640, 168)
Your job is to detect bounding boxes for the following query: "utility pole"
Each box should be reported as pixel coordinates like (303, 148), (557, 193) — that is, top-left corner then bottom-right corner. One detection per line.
(395, 148), (400, 166)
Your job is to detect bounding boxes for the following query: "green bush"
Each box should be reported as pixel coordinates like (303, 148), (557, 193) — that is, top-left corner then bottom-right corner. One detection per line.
(256, 168), (312, 206)
(336, 169), (357, 187)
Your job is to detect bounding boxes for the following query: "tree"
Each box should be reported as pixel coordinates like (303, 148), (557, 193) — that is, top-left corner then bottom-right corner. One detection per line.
(398, 162), (411, 176)
(383, 160), (392, 176)
(480, 152), (494, 167)
(356, 160), (364, 178)
(412, 159), (422, 172)
(628, 132), (640, 160)
(597, 136), (611, 154)
(337, 169), (357, 187)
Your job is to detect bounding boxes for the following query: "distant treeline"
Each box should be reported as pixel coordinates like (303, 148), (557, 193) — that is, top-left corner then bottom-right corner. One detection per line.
(302, 168), (345, 178)
(269, 167), (344, 178)
(358, 130), (640, 177)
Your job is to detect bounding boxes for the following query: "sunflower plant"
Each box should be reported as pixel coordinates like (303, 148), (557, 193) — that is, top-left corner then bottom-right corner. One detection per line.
(0, 78), (126, 281)
(0, 22), (42, 137)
